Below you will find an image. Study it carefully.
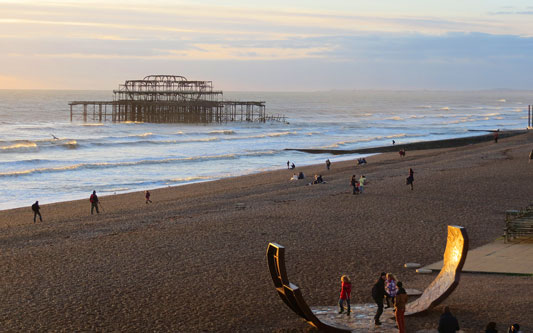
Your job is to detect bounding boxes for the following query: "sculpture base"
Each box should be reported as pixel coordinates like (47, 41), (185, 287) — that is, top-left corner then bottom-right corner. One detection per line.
(312, 304), (398, 332)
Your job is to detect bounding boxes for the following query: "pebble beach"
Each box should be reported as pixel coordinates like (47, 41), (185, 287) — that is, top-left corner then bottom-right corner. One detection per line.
(1, 132), (532, 332)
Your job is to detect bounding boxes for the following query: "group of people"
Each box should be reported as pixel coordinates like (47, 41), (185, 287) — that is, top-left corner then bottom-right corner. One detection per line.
(357, 157), (367, 165)
(287, 160), (295, 169)
(339, 272), (521, 332)
(338, 272), (408, 331)
(350, 175), (367, 194)
(31, 189), (155, 221)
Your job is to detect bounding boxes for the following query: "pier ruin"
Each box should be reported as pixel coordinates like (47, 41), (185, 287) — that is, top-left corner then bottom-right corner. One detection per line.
(69, 75), (285, 123)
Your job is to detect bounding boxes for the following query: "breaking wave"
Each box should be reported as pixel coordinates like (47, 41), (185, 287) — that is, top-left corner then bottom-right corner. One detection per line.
(0, 150), (278, 178)
(209, 130), (235, 135)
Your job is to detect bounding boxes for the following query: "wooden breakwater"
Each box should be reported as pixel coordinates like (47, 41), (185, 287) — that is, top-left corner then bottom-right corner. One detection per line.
(285, 130), (527, 155)
(69, 75), (286, 124)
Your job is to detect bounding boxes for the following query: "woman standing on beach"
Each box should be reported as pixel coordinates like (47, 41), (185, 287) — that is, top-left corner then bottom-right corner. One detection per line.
(385, 273), (398, 308)
(406, 168), (414, 190)
(338, 275), (351, 316)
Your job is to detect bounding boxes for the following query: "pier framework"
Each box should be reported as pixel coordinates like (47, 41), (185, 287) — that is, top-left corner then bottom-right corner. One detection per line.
(69, 75), (285, 123)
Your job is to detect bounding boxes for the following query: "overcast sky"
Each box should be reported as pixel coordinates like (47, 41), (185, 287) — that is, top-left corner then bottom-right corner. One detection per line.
(1, 0), (533, 90)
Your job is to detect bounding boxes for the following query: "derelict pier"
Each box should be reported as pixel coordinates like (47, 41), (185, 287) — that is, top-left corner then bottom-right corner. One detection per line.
(69, 75), (285, 123)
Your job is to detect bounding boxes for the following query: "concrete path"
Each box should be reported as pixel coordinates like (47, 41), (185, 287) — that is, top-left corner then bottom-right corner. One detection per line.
(424, 237), (533, 275)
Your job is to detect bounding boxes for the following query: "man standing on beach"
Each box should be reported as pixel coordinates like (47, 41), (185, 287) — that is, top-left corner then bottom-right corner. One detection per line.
(287, 160), (290, 169)
(90, 190), (99, 215)
(372, 272), (387, 326)
(326, 159), (331, 170)
(31, 201), (42, 223)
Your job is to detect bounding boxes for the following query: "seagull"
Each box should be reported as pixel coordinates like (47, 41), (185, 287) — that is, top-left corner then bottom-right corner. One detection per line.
(51, 134), (59, 140)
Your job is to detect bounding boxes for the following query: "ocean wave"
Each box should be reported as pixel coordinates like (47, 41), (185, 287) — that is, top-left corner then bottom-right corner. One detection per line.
(497, 99), (506, 102)
(128, 132), (153, 137)
(440, 107), (451, 111)
(168, 176), (215, 182)
(209, 130), (235, 135)
(384, 116), (403, 121)
(416, 105), (432, 109)
(100, 187), (130, 193)
(0, 150), (278, 178)
(1, 141), (38, 150)
(485, 113), (501, 116)
(81, 123), (104, 127)
(0, 138), (78, 152)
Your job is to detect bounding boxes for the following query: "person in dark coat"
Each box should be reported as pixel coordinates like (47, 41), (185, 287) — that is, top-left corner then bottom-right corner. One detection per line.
(438, 306), (460, 333)
(90, 190), (99, 215)
(31, 201), (42, 223)
(394, 281), (408, 333)
(485, 321), (497, 333)
(371, 272), (387, 325)
(350, 175), (358, 195)
(507, 323), (521, 332)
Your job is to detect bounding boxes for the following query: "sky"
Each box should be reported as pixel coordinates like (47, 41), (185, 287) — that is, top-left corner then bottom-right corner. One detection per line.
(1, 0), (533, 90)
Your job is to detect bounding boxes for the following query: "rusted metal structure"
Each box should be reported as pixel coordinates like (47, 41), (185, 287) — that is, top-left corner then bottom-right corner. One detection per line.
(69, 75), (285, 123)
(266, 243), (351, 332)
(405, 225), (468, 316)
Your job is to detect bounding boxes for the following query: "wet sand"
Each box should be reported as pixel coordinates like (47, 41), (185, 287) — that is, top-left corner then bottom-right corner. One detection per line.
(1, 132), (532, 332)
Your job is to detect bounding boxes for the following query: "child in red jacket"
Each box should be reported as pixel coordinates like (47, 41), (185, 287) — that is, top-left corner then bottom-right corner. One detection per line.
(338, 275), (352, 316)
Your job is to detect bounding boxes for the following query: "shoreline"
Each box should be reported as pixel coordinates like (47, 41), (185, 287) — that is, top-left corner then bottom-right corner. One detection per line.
(0, 131), (532, 331)
(2, 129), (527, 213)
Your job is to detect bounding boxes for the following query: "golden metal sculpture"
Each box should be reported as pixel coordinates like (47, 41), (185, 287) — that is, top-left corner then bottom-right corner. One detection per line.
(266, 243), (351, 333)
(405, 225), (469, 316)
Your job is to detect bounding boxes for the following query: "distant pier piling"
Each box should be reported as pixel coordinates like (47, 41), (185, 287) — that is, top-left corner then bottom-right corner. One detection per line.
(69, 75), (286, 124)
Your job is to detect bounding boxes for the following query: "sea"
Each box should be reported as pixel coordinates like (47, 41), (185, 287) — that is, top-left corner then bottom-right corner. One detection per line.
(0, 90), (530, 210)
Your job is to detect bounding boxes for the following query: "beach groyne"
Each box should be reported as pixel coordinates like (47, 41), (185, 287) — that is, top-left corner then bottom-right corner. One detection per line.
(285, 130), (527, 155)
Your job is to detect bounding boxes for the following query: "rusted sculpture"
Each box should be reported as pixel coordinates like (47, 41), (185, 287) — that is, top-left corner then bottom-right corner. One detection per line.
(267, 226), (468, 329)
(266, 243), (351, 332)
(405, 225), (469, 316)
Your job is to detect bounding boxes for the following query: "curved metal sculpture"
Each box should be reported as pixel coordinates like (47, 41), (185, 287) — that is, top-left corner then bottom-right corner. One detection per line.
(266, 243), (351, 332)
(405, 225), (469, 316)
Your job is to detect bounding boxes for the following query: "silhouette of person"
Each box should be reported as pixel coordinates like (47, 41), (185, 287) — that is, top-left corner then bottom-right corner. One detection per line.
(31, 201), (42, 223)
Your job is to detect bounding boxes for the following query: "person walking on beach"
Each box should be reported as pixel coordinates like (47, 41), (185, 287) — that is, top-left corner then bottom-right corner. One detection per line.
(350, 175), (359, 195)
(287, 160), (290, 169)
(394, 281), (408, 333)
(438, 306), (460, 333)
(359, 175), (367, 194)
(90, 190), (99, 215)
(145, 190), (152, 204)
(338, 275), (352, 316)
(494, 130), (499, 143)
(385, 273), (397, 308)
(31, 201), (42, 223)
(372, 272), (387, 326)
(326, 159), (331, 170)
(406, 168), (414, 190)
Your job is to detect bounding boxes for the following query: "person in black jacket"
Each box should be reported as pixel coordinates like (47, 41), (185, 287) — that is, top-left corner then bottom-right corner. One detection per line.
(438, 306), (460, 333)
(31, 201), (42, 223)
(371, 272), (387, 325)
